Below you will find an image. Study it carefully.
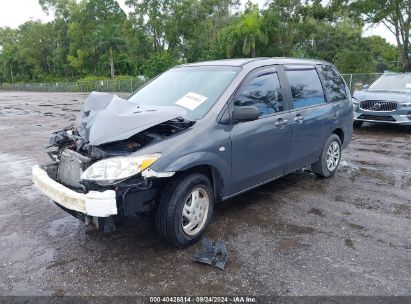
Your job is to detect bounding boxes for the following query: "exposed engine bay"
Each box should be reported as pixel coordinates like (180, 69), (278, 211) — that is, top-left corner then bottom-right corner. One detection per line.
(38, 92), (194, 228)
(47, 117), (193, 162)
(47, 91), (193, 166)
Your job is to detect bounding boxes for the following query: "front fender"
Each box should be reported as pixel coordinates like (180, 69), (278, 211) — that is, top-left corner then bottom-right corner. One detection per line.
(155, 151), (231, 198)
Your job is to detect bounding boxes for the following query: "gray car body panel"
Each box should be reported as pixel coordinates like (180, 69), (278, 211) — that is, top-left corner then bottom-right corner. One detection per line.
(120, 58), (353, 199)
(76, 91), (187, 146)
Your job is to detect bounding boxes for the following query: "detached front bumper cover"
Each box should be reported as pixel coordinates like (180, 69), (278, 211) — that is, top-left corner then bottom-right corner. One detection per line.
(32, 165), (117, 217)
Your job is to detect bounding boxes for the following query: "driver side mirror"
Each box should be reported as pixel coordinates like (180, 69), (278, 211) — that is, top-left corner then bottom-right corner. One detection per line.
(362, 84), (369, 90)
(232, 106), (259, 122)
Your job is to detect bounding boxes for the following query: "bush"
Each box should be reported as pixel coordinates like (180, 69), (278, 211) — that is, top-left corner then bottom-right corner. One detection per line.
(77, 75), (109, 81)
(144, 51), (179, 78)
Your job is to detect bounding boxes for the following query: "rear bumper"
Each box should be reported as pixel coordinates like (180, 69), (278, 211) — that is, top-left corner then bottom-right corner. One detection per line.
(32, 165), (117, 217)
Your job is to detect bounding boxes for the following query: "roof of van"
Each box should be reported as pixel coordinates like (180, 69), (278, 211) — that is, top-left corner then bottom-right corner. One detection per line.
(182, 57), (329, 67)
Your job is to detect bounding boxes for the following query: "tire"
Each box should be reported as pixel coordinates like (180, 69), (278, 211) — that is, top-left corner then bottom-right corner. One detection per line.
(155, 173), (214, 248)
(353, 121), (363, 128)
(311, 134), (342, 178)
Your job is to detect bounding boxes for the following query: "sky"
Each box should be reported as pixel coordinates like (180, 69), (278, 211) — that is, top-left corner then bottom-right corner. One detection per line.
(0, 0), (397, 45)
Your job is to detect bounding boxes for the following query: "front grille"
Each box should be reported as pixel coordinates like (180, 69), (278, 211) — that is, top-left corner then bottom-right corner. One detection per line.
(360, 100), (398, 112)
(357, 114), (396, 122)
(57, 149), (91, 189)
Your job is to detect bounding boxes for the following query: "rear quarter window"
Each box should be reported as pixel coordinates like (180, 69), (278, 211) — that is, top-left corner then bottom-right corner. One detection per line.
(285, 68), (326, 109)
(318, 65), (348, 102)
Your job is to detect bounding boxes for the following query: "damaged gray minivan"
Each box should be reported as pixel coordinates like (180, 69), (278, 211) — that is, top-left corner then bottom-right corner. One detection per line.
(33, 58), (353, 247)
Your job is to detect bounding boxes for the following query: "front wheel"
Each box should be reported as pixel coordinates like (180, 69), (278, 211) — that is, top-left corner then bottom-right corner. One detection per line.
(155, 173), (214, 248)
(311, 134), (342, 178)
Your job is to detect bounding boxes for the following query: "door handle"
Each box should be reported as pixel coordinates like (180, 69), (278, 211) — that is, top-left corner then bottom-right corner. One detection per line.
(274, 118), (289, 128)
(293, 114), (304, 124)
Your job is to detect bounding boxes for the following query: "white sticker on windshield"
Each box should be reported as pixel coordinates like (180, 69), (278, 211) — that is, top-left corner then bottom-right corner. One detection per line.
(176, 92), (208, 110)
(406, 83), (411, 89)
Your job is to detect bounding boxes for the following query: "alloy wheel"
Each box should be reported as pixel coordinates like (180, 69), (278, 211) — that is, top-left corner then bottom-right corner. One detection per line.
(326, 141), (340, 171)
(181, 187), (210, 236)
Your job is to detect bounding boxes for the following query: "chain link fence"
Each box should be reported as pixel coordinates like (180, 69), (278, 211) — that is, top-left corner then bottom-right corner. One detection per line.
(0, 78), (147, 93)
(341, 73), (383, 94)
(0, 73), (383, 94)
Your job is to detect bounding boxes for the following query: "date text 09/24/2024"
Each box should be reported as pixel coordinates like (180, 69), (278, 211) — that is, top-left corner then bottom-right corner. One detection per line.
(149, 296), (257, 303)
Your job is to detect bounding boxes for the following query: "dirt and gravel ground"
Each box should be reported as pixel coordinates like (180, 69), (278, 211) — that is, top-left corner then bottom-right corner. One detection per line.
(0, 91), (410, 296)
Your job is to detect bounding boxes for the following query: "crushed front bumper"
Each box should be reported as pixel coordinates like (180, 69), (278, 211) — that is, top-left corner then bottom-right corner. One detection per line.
(32, 165), (117, 217)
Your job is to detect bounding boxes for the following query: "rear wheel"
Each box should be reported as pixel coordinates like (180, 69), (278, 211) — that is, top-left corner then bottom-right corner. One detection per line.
(353, 121), (363, 128)
(311, 134), (342, 178)
(155, 173), (214, 248)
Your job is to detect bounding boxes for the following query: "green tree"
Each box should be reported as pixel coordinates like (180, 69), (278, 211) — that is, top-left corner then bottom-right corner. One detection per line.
(40, 0), (81, 79)
(18, 21), (57, 79)
(334, 48), (375, 73)
(0, 0), (403, 83)
(94, 24), (124, 78)
(169, 0), (237, 61)
(144, 50), (177, 78)
(364, 35), (399, 71)
(0, 28), (19, 83)
(221, 4), (267, 57)
(39, 0), (77, 19)
(125, 0), (174, 54)
(0, 21), (65, 82)
(119, 18), (151, 75)
(67, 0), (126, 77)
(259, 0), (304, 57)
(346, 0), (411, 71)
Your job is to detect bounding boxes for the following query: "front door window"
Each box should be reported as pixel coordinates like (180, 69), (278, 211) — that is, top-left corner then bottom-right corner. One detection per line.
(234, 72), (284, 117)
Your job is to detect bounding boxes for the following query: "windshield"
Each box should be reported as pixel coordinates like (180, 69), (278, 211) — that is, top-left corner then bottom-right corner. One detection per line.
(128, 66), (241, 120)
(369, 74), (411, 91)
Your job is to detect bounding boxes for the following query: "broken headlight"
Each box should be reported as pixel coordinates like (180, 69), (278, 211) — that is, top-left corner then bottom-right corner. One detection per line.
(80, 153), (161, 184)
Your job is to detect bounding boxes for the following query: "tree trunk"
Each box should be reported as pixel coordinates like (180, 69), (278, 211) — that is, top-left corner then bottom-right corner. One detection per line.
(251, 46), (256, 58)
(251, 39), (256, 58)
(10, 63), (14, 83)
(109, 47), (115, 79)
(402, 47), (411, 72)
(390, 5), (411, 71)
(402, 34), (411, 71)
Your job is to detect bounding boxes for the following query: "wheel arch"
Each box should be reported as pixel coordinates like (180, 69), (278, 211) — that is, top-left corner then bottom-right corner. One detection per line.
(332, 128), (344, 145)
(162, 152), (230, 202)
(176, 165), (225, 202)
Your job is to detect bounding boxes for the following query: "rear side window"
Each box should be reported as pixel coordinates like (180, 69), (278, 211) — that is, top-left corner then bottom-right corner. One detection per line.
(234, 72), (284, 117)
(319, 65), (348, 102)
(285, 68), (325, 109)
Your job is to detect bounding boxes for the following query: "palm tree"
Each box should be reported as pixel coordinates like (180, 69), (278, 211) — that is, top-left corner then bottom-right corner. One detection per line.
(93, 24), (124, 78)
(222, 7), (267, 58)
(238, 9), (267, 57)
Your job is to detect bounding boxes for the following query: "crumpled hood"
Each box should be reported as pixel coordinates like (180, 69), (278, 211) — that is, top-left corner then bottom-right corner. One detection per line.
(75, 91), (186, 146)
(353, 89), (411, 103)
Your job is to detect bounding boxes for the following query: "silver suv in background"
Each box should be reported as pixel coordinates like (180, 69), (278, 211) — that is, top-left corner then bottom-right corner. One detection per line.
(353, 73), (411, 127)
